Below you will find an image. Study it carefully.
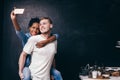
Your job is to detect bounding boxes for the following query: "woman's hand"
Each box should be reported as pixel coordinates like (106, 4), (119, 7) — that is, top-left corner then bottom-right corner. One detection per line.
(10, 10), (16, 20)
(36, 40), (48, 48)
(50, 75), (54, 80)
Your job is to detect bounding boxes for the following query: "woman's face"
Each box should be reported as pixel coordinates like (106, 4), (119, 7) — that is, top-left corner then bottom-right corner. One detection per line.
(29, 22), (40, 36)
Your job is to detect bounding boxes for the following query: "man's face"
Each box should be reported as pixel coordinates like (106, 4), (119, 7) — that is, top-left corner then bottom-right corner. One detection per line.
(39, 19), (52, 34)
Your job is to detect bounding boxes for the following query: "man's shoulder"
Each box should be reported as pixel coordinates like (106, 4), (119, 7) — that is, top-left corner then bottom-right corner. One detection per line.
(51, 40), (57, 44)
(28, 35), (41, 41)
(53, 40), (57, 42)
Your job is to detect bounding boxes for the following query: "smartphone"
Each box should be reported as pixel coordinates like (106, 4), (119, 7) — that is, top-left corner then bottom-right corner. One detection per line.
(14, 8), (25, 14)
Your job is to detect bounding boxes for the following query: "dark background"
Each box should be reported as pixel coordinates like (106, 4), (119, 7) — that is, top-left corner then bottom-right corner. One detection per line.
(2, 0), (120, 80)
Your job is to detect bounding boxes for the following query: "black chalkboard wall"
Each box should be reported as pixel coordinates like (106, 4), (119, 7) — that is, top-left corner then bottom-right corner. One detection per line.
(2, 0), (120, 80)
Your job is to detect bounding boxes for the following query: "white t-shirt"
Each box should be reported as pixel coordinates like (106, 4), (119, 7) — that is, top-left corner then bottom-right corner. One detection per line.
(23, 35), (57, 80)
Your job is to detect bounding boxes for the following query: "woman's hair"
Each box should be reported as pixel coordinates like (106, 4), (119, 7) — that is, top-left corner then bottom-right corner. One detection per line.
(40, 17), (53, 24)
(28, 17), (40, 28)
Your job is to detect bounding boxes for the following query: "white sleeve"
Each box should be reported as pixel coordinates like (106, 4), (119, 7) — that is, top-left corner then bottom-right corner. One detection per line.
(23, 37), (35, 54)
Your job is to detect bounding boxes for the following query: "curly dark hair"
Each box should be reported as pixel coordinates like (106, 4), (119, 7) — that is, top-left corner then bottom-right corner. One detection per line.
(28, 17), (40, 28)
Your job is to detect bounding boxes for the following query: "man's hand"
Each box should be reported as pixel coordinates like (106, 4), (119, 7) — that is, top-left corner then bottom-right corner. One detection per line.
(36, 40), (48, 48)
(19, 71), (24, 80)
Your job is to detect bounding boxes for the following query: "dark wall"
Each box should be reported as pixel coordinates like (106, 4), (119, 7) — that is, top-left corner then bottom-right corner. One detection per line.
(2, 0), (120, 80)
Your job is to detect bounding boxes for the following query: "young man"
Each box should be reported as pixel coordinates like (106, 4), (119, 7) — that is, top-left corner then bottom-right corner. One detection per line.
(19, 17), (57, 80)
(11, 11), (62, 80)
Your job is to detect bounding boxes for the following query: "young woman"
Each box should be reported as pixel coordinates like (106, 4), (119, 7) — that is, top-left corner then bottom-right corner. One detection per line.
(10, 11), (62, 80)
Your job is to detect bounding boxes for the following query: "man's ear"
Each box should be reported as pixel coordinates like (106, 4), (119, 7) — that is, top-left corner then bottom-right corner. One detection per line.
(50, 24), (53, 28)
